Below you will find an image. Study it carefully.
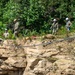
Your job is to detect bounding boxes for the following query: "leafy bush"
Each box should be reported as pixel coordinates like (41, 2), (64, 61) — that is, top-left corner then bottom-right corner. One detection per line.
(0, 22), (7, 38)
(8, 30), (16, 39)
(1, 0), (75, 37)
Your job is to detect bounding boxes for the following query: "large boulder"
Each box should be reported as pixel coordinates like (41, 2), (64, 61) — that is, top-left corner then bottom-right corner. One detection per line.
(44, 34), (55, 39)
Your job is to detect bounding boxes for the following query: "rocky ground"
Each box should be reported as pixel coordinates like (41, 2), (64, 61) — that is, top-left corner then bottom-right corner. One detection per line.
(0, 34), (75, 75)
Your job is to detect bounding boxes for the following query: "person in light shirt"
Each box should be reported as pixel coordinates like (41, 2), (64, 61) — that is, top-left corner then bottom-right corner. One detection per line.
(65, 18), (72, 32)
(3, 29), (9, 38)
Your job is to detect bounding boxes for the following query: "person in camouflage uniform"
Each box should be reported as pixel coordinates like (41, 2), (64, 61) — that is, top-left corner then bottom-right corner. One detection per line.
(51, 19), (59, 34)
(13, 19), (20, 37)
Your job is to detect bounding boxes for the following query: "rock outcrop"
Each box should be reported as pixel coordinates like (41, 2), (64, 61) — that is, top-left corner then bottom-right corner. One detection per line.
(0, 35), (75, 75)
(0, 39), (26, 75)
(23, 38), (75, 75)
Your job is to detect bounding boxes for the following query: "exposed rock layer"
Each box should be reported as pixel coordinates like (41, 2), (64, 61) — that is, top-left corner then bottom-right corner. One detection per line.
(0, 35), (75, 75)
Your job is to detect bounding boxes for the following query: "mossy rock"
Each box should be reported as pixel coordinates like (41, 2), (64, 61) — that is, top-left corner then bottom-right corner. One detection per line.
(47, 57), (58, 63)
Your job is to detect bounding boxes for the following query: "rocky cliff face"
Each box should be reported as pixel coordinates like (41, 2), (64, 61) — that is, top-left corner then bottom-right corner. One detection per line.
(0, 39), (26, 75)
(23, 38), (75, 75)
(0, 35), (75, 75)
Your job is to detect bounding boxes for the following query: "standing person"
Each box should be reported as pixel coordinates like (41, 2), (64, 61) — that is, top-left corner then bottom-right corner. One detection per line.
(3, 29), (9, 38)
(65, 17), (72, 32)
(13, 19), (20, 37)
(51, 19), (59, 34)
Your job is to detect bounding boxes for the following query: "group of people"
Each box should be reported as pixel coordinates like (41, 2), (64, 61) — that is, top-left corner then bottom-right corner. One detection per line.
(3, 17), (72, 38)
(3, 18), (19, 39)
(51, 17), (72, 34)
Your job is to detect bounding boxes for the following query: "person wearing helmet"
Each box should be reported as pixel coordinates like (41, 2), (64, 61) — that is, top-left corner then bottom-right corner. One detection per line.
(65, 17), (72, 32)
(51, 19), (59, 34)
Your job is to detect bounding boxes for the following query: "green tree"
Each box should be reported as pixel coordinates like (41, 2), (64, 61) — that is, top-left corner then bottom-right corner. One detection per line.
(0, 0), (75, 36)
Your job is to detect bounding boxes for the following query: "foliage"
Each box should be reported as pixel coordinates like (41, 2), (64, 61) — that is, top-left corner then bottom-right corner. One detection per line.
(0, 0), (75, 37)
(3, 0), (20, 23)
(8, 29), (16, 39)
(0, 22), (7, 38)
